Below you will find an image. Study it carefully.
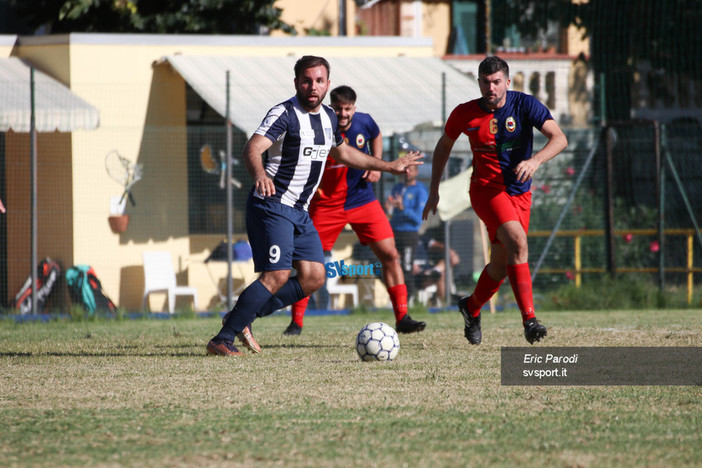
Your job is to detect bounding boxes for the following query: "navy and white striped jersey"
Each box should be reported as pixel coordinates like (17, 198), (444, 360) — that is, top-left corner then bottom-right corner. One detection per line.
(254, 96), (343, 211)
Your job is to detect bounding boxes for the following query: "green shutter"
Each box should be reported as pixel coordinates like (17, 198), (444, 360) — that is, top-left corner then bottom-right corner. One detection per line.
(452, 1), (478, 54)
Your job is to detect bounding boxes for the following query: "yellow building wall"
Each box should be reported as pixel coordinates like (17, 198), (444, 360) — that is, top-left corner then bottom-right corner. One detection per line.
(274, 0), (450, 57)
(275, 0), (355, 37)
(566, 24), (590, 57)
(15, 42), (71, 84)
(12, 38), (190, 311)
(5, 131), (74, 309)
(9, 34), (433, 312)
(0, 35), (16, 57)
(422, 2), (451, 57)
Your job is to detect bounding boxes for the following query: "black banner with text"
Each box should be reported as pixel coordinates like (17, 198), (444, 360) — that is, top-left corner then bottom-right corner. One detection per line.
(501, 347), (702, 386)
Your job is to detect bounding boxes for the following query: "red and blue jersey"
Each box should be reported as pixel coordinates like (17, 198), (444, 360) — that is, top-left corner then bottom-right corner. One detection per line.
(313, 112), (380, 210)
(445, 91), (553, 195)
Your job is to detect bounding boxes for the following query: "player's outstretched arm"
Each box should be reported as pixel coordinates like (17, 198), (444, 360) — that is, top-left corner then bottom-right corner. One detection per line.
(243, 134), (275, 196)
(331, 142), (423, 175)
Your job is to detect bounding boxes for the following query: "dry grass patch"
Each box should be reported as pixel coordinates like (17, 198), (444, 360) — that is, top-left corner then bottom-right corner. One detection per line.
(0, 309), (700, 467)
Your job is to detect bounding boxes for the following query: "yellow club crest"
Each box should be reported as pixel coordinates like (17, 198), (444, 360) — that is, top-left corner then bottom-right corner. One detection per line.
(356, 134), (366, 148)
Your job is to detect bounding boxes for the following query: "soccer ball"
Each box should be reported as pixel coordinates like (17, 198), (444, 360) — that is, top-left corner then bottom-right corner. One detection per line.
(355, 322), (400, 362)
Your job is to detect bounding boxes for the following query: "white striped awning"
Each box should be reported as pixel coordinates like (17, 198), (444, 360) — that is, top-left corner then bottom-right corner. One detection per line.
(0, 57), (99, 132)
(161, 55), (480, 136)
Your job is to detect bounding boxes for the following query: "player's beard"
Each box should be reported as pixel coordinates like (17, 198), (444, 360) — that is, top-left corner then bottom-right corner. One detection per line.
(337, 115), (352, 131)
(297, 90), (325, 112)
(482, 90), (506, 109)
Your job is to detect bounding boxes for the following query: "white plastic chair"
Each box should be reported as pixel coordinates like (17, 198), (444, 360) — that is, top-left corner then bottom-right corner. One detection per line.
(142, 251), (198, 313)
(326, 274), (359, 309)
(416, 283), (438, 306)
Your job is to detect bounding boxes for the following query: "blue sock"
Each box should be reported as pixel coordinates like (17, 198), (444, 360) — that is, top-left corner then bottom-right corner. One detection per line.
(257, 277), (305, 318)
(216, 280), (272, 341)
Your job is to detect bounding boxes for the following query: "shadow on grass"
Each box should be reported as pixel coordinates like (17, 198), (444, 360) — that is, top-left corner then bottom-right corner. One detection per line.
(0, 342), (351, 358)
(0, 351), (207, 357)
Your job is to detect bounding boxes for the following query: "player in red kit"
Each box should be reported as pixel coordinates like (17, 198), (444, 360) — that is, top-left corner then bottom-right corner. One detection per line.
(423, 56), (567, 345)
(283, 85), (426, 336)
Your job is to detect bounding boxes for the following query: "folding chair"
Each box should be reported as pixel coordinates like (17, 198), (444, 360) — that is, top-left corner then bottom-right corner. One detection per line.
(142, 251), (198, 313)
(326, 274), (359, 309)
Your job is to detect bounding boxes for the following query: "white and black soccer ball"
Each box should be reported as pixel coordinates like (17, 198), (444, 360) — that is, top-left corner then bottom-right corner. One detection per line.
(355, 322), (400, 362)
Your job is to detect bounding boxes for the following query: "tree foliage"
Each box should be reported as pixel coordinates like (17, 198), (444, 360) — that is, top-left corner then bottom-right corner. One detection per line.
(491, 0), (702, 122)
(8, 0), (295, 35)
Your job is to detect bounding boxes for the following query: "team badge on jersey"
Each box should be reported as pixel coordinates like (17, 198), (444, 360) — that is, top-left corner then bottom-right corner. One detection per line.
(356, 134), (366, 148)
(506, 117), (516, 132)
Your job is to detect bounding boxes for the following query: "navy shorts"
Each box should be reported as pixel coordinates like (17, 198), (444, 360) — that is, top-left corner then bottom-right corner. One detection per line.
(246, 194), (324, 272)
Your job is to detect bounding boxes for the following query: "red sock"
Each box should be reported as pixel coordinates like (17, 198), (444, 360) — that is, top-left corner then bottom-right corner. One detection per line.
(466, 266), (504, 317)
(387, 284), (408, 322)
(291, 296), (309, 327)
(507, 263), (536, 323)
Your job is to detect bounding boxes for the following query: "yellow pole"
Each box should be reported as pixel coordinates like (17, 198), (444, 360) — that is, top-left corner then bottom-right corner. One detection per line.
(574, 235), (582, 287)
(687, 234), (693, 305)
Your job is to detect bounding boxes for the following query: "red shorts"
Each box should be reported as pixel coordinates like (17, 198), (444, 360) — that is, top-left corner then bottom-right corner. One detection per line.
(470, 185), (531, 244)
(310, 200), (394, 251)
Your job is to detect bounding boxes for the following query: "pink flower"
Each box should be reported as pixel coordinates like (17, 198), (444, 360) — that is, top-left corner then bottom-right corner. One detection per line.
(565, 167), (575, 176)
(565, 271), (575, 280)
(539, 184), (551, 194)
(649, 240), (660, 252)
(623, 233), (633, 243)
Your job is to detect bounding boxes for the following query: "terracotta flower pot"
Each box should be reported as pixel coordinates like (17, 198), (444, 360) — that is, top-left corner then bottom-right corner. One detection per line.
(108, 214), (129, 233)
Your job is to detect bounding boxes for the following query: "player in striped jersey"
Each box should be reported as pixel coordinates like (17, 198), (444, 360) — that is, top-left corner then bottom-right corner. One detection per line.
(282, 85), (426, 336)
(423, 56), (567, 345)
(207, 56), (423, 356)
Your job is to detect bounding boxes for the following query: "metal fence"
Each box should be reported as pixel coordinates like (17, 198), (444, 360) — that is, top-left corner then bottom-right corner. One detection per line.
(2, 22), (702, 313)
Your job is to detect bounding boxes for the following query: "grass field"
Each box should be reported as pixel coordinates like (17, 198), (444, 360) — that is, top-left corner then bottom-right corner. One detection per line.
(0, 308), (700, 468)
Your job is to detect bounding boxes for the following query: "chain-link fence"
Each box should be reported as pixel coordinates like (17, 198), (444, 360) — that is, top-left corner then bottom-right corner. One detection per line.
(528, 121), (702, 303)
(3, 3), (702, 313)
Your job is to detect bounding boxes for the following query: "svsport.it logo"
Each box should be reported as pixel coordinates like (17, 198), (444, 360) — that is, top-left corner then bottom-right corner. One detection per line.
(325, 260), (382, 278)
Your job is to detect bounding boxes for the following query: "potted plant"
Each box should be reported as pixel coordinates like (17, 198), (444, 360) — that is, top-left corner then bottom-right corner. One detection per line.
(108, 196), (129, 233)
(105, 150), (142, 234)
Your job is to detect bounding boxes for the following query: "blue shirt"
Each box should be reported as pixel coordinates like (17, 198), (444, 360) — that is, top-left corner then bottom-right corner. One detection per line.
(445, 91), (552, 195)
(314, 112), (381, 210)
(389, 181), (428, 232)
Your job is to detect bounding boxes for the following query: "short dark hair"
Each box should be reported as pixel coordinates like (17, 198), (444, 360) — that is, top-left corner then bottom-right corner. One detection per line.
(330, 85), (356, 105)
(294, 55), (330, 79)
(478, 56), (509, 78)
